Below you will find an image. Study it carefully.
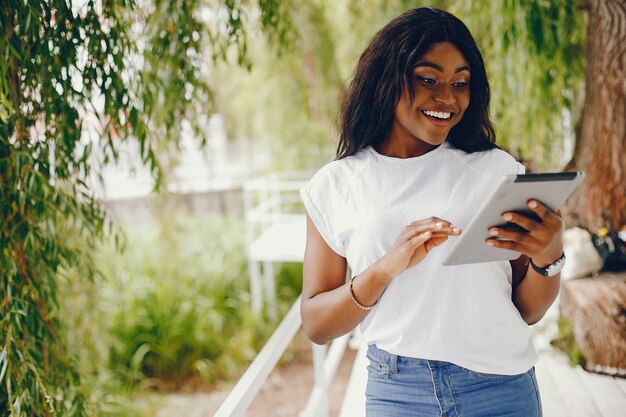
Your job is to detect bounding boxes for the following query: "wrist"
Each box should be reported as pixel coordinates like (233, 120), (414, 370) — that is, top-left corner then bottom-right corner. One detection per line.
(371, 259), (395, 285)
(530, 252), (566, 277)
(531, 253), (563, 268)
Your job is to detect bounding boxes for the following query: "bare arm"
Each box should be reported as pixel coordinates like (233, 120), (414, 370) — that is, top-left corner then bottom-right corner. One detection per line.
(301, 215), (460, 344)
(512, 263), (560, 325)
(489, 200), (563, 325)
(300, 216), (386, 344)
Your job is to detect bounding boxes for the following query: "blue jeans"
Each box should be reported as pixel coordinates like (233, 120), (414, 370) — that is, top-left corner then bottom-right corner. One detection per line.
(365, 344), (542, 417)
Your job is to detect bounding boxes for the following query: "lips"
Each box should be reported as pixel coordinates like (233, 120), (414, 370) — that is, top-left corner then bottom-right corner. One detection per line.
(420, 109), (456, 127)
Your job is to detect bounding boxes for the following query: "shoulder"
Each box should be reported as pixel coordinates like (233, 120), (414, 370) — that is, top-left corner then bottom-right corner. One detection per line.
(441, 143), (524, 182)
(302, 148), (374, 199)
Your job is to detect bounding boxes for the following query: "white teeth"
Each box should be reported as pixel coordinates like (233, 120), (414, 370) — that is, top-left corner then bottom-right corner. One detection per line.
(423, 110), (451, 120)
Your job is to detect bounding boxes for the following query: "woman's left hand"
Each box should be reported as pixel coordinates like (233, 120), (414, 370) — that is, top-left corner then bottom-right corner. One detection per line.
(486, 200), (563, 267)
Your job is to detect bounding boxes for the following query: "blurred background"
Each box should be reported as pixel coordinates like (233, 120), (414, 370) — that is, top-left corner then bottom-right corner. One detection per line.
(1, 0), (625, 416)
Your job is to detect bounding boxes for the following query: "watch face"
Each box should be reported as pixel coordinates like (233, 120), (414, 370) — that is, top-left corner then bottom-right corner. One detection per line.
(546, 256), (566, 276)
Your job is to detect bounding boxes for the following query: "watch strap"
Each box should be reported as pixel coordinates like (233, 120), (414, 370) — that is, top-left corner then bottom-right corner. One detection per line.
(530, 253), (566, 277)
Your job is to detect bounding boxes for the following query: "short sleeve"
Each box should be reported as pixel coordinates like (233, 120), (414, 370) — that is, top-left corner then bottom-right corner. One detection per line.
(482, 149), (526, 182)
(300, 166), (346, 257)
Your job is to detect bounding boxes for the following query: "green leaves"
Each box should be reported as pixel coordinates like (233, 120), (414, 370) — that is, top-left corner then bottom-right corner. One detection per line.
(459, 0), (585, 168)
(0, 0), (260, 414)
(0, 0), (301, 413)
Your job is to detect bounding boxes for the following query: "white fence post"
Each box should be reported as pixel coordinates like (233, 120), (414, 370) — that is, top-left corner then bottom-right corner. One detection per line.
(300, 332), (352, 417)
(214, 297), (302, 417)
(263, 260), (276, 319)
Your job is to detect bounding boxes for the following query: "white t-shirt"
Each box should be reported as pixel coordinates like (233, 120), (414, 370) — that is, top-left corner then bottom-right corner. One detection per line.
(300, 141), (538, 375)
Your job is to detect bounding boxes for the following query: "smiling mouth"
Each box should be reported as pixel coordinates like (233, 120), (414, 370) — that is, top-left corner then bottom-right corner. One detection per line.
(421, 110), (455, 121)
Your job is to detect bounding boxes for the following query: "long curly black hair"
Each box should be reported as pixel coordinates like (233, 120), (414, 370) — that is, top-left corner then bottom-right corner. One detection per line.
(337, 7), (497, 159)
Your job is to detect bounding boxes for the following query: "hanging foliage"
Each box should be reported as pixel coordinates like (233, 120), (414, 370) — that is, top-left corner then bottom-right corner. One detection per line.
(0, 0), (288, 415)
(437, 0), (586, 167)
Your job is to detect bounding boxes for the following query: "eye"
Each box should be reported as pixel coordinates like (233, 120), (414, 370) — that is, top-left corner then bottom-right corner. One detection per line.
(416, 76), (437, 85)
(452, 81), (469, 88)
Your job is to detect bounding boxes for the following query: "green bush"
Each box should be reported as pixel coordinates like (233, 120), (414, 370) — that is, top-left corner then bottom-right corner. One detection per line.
(54, 212), (304, 416)
(97, 215), (284, 388)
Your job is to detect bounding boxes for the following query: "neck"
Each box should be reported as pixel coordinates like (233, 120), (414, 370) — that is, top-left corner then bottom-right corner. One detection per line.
(377, 139), (440, 158)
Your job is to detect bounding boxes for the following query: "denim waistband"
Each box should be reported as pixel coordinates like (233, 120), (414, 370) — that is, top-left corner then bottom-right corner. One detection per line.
(367, 344), (534, 376)
(367, 344), (435, 369)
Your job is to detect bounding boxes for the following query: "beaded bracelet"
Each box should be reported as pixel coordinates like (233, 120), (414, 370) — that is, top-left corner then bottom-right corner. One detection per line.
(349, 275), (377, 311)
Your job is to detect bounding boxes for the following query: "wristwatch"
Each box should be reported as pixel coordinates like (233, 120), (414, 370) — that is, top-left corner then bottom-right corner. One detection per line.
(530, 253), (566, 277)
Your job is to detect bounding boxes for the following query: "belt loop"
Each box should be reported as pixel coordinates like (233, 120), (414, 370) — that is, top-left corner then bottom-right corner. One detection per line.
(389, 353), (398, 375)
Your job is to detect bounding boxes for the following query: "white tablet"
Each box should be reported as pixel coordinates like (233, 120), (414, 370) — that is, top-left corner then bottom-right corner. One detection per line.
(441, 172), (585, 266)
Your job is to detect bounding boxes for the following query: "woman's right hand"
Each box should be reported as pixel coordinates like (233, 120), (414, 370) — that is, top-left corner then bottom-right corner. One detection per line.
(374, 217), (461, 280)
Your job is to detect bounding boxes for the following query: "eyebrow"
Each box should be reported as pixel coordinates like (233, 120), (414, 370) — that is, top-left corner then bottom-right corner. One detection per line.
(414, 61), (470, 73)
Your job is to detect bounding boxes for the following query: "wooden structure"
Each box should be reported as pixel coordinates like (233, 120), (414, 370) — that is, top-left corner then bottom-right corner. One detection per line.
(536, 349), (626, 417)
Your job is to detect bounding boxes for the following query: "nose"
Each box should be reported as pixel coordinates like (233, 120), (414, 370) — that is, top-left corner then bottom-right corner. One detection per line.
(433, 83), (456, 105)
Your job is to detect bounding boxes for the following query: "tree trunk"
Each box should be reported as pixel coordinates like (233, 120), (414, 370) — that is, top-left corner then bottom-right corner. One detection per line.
(564, 0), (626, 230)
(559, 272), (626, 376)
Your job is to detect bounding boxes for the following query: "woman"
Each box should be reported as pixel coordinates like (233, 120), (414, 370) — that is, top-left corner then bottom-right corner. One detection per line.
(300, 7), (563, 417)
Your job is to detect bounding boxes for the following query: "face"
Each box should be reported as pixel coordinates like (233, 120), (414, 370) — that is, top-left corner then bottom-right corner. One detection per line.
(383, 42), (471, 157)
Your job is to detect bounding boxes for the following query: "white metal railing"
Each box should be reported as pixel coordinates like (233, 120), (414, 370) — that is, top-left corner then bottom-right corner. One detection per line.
(243, 175), (311, 246)
(300, 333), (351, 417)
(218, 172), (352, 416)
(243, 173), (310, 315)
(214, 296), (352, 417)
